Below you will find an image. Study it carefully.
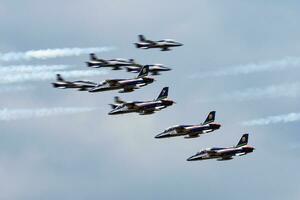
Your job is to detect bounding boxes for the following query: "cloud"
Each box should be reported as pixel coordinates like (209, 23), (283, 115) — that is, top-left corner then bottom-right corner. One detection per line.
(242, 112), (300, 126)
(0, 46), (115, 62)
(0, 69), (108, 84)
(189, 57), (300, 79)
(0, 107), (101, 121)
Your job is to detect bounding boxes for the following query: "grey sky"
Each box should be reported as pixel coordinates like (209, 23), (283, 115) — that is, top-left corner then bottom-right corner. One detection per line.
(0, 1), (299, 200)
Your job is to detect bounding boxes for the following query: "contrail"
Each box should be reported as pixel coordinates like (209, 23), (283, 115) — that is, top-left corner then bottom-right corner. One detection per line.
(0, 65), (71, 74)
(0, 46), (114, 62)
(219, 82), (300, 101)
(242, 112), (300, 126)
(190, 57), (300, 79)
(0, 69), (108, 84)
(0, 107), (100, 121)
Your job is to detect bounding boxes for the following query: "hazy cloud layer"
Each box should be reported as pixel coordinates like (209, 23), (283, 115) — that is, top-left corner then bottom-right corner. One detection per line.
(1, 1), (300, 200)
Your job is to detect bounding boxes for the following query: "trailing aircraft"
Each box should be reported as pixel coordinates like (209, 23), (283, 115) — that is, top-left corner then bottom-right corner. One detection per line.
(187, 134), (255, 161)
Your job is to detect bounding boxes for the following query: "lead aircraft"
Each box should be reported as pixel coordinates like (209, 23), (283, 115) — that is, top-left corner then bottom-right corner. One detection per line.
(134, 35), (183, 51)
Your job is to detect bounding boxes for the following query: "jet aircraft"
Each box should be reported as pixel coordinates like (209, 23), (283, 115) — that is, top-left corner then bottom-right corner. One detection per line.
(52, 74), (97, 91)
(155, 111), (221, 139)
(126, 64), (171, 75)
(108, 87), (174, 115)
(89, 66), (154, 93)
(134, 35), (183, 51)
(187, 134), (255, 161)
(86, 53), (138, 70)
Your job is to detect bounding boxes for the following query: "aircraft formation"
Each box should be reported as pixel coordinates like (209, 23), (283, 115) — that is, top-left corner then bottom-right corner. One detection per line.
(52, 34), (255, 162)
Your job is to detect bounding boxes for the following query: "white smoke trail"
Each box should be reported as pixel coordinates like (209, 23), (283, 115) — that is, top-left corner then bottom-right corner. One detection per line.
(242, 113), (300, 126)
(0, 46), (114, 62)
(0, 107), (100, 121)
(219, 82), (300, 101)
(0, 69), (108, 84)
(190, 57), (300, 79)
(0, 65), (70, 74)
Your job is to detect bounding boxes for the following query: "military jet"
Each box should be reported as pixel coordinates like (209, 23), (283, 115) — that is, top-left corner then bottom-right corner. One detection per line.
(134, 35), (183, 51)
(108, 87), (175, 115)
(126, 64), (171, 75)
(89, 66), (154, 93)
(155, 111), (221, 139)
(187, 134), (255, 161)
(52, 74), (97, 91)
(86, 53), (138, 70)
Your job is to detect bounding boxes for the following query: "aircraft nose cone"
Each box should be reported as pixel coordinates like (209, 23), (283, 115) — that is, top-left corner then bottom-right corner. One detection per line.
(154, 134), (161, 139)
(108, 110), (117, 115)
(154, 132), (168, 139)
(187, 155), (197, 161)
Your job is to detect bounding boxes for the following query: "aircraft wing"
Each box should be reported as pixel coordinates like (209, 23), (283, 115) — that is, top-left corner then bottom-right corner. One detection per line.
(106, 79), (124, 87)
(135, 103), (157, 113)
(187, 132), (200, 138)
(217, 156), (233, 161)
(120, 85), (136, 93)
(175, 126), (187, 133)
(145, 39), (156, 45)
(161, 47), (171, 51)
(124, 102), (138, 109)
(216, 149), (236, 158)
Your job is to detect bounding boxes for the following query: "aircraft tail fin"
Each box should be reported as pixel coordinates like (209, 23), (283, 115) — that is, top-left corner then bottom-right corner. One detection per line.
(203, 111), (216, 125)
(236, 134), (249, 147)
(138, 34), (146, 42)
(156, 87), (169, 100)
(86, 62), (100, 68)
(109, 104), (118, 109)
(114, 96), (126, 104)
(56, 74), (64, 82)
(90, 53), (98, 61)
(135, 43), (143, 48)
(137, 65), (149, 78)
